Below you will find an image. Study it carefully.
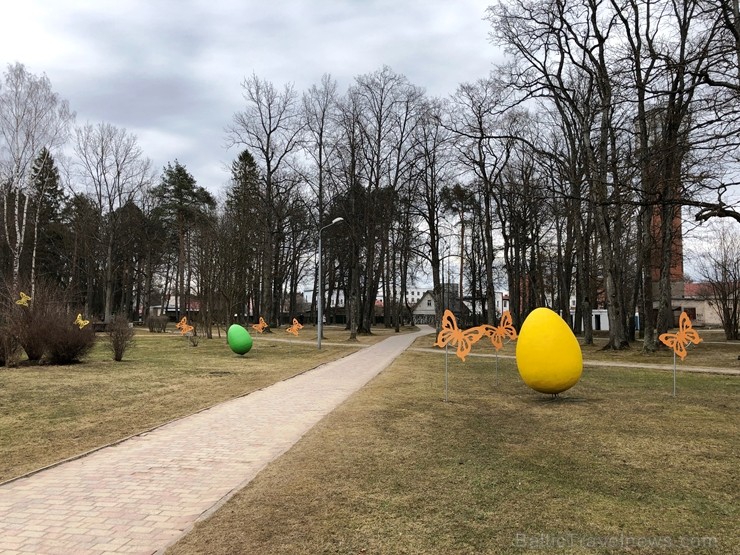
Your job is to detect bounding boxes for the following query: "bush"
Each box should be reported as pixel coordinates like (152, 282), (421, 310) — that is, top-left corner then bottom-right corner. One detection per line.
(11, 282), (61, 361)
(45, 317), (97, 365)
(188, 328), (199, 347)
(0, 323), (20, 367)
(147, 315), (169, 333)
(108, 315), (135, 361)
(15, 302), (51, 361)
(0, 280), (96, 365)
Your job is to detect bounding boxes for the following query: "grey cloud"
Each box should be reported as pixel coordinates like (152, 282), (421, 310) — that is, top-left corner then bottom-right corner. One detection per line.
(5, 0), (499, 194)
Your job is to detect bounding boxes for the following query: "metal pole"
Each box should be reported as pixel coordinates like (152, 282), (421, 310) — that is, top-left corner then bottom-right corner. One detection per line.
(673, 351), (676, 397)
(317, 217), (344, 350)
(445, 344), (449, 402)
(317, 233), (323, 350)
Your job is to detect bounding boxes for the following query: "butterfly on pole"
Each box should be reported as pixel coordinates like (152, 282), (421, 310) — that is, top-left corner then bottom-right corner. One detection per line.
(482, 311), (518, 351)
(658, 312), (702, 361)
(74, 313), (90, 329)
(176, 316), (194, 335)
(252, 317), (269, 333)
(15, 292), (31, 306)
(434, 309), (486, 362)
(286, 318), (303, 336)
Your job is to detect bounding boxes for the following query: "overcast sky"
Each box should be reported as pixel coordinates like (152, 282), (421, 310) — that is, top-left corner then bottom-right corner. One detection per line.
(1, 0), (502, 197)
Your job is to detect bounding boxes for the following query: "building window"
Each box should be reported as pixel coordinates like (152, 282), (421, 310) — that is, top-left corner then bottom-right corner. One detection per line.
(427, 299), (432, 307)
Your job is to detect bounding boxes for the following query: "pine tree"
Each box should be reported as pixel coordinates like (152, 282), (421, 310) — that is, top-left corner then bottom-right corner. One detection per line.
(153, 161), (215, 319)
(28, 148), (69, 289)
(224, 149), (264, 322)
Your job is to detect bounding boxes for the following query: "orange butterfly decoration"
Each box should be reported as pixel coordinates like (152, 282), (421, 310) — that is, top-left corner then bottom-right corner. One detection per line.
(658, 312), (702, 361)
(175, 316), (194, 335)
(252, 316), (269, 333)
(483, 311), (518, 351)
(434, 309), (486, 362)
(15, 291), (31, 306)
(286, 318), (303, 336)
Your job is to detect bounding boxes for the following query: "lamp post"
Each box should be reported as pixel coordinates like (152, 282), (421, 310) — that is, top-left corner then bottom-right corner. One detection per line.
(317, 217), (345, 349)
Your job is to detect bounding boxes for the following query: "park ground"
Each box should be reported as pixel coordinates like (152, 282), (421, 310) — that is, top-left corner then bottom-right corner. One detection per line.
(1, 326), (737, 554)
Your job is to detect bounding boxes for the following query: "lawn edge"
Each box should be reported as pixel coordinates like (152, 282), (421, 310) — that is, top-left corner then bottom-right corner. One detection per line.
(0, 350), (359, 488)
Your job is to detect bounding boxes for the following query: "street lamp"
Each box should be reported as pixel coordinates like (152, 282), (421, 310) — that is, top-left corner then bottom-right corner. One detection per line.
(317, 217), (345, 349)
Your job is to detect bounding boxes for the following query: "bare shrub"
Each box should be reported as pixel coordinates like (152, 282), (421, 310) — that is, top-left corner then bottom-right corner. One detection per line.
(147, 315), (169, 333)
(108, 315), (135, 361)
(45, 317), (96, 365)
(0, 323), (20, 367)
(15, 301), (50, 361)
(0, 280), (95, 365)
(188, 328), (199, 346)
(6, 280), (63, 362)
(0, 285), (21, 367)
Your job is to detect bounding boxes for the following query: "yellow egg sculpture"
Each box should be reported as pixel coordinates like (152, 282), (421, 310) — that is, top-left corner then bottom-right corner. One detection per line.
(516, 307), (583, 395)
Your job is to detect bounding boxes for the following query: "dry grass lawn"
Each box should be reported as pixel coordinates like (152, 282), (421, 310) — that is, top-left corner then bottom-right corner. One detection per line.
(0, 325), (369, 483)
(411, 332), (740, 371)
(168, 341), (738, 554)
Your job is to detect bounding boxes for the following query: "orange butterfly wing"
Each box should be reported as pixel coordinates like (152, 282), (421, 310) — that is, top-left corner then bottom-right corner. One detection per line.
(499, 311), (518, 340)
(455, 326), (486, 361)
(660, 312), (701, 360)
(659, 332), (688, 360)
(434, 310), (460, 349)
(480, 312), (517, 352)
(488, 326), (505, 351)
(678, 312), (702, 346)
(176, 317), (193, 335)
(286, 319), (301, 335)
(434, 310), (486, 361)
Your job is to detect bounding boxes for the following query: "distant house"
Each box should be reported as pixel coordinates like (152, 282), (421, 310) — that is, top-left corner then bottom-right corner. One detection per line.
(411, 285), (471, 326)
(680, 282), (724, 327)
(570, 308), (612, 331)
(411, 291), (437, 325)
(494, 291), (510, 314)
(148, 298), (200, 320)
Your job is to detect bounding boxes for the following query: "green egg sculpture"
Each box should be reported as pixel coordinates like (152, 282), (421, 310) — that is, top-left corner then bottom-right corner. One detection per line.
(227, 324), (253, 355)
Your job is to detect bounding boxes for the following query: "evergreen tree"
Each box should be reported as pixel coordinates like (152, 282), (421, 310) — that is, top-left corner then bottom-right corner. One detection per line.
(153, 161), (215, 319)
(28, 148), (69, 288)
(224, 149), (263, 322)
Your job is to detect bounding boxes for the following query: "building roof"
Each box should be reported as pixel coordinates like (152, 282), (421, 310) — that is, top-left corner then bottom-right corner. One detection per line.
(684, 282), (713, 298)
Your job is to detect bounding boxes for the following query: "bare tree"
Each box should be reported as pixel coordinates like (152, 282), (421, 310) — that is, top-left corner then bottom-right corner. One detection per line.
(0, 62), (74, 290)
(693, 221), (740, 340)
(302, 74), (339, 320)
(410, 98), (455, 328)
(488, 0), (645, 348)
(448, 77), (514, 325)
(353, 66), (423, 333)
(226, 74), (304, 326)
(74, 122), (153, 322)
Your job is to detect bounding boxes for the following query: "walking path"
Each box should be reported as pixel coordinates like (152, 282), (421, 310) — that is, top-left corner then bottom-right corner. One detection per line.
(0, 327), (434, 555)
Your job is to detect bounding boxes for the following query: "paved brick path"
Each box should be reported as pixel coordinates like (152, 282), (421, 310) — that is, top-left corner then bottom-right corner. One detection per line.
(0, 327), (433, 555)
